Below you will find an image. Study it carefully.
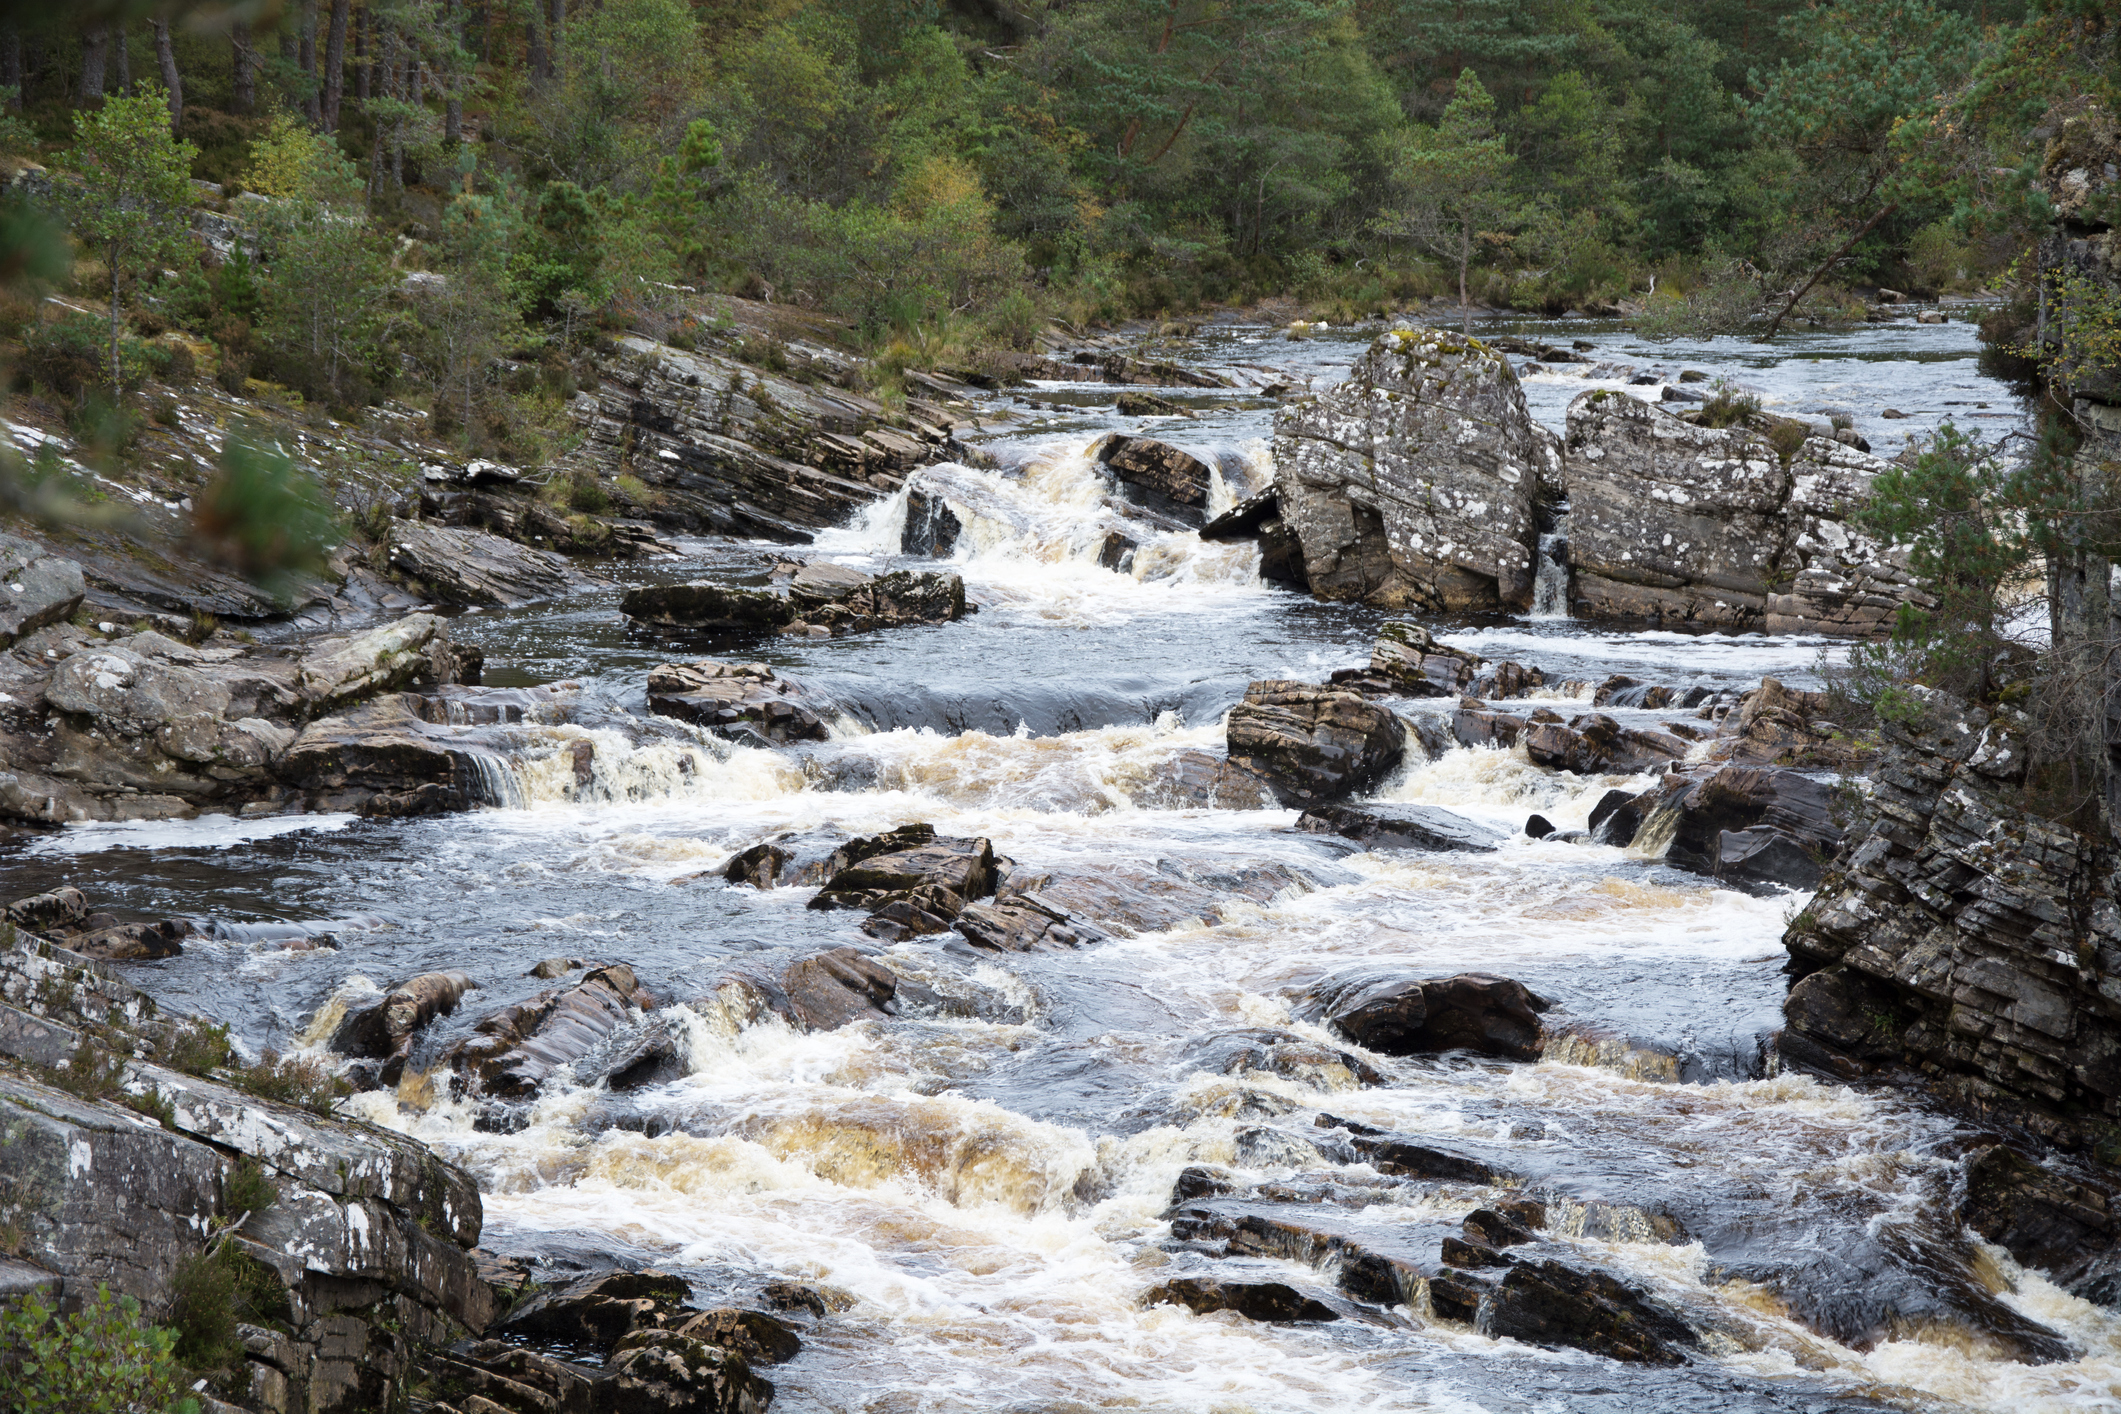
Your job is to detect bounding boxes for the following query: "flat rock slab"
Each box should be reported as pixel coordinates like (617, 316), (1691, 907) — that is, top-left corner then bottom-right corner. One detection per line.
(387, 520), (608, 608)
(1295, 802), (1503, 852)
(0, 533), (86, 644)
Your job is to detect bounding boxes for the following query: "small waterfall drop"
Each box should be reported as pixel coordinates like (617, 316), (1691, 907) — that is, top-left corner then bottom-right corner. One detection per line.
(1532, 512), (1571, 619)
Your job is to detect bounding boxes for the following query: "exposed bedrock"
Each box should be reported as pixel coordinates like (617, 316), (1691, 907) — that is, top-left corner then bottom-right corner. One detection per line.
(621, 566), (969, 638)
(559, 335), (969, 542)
(1272, 328), (1562, 612)
(1563, 389), (1931, 634)
(1224, 680), (1407, 805)
(1781, 689), (2121, 1159)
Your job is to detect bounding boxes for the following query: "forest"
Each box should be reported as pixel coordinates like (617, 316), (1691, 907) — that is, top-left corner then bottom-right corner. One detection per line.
(0, 0), (2110, 454)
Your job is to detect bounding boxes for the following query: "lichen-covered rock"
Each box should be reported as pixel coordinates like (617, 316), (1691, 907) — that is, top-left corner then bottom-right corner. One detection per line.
(1565, 389), (1929, 634)
(1225, 680), (1406, 805)
(0, 533), (86, 644)
(1272, 329), (1560, 611)
(645, 660), (829, 744)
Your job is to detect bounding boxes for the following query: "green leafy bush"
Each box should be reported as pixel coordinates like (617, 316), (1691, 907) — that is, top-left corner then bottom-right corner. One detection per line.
(0, 1285), (198, 1414)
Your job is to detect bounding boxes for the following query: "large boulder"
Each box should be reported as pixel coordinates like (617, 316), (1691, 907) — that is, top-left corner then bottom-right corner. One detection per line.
(1272, 329), (1561, 611)
(0, 534), (86, 643)
(1564, 390), (1926, 634)
(620, 582), (799, 632)
(1225, 681), (1406, 804)
(1367, 622), (1481, 696)
(1523, 712), (1689, 776)
(1479, 1260), (1699, 1364)
(1303, 972), (1551, 1061)
(331, 970), (478, 1086)
(645, 660), (829, 744)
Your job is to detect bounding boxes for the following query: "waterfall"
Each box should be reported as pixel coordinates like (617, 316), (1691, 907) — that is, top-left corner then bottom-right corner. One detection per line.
(1532, 513), (1571, 619)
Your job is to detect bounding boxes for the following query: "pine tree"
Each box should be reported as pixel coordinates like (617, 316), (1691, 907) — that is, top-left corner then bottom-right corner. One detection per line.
(1377, 68), (1519, 332)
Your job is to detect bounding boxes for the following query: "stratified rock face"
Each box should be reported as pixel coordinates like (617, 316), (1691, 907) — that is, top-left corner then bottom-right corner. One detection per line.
(1096, 435), (1214, 524)
(1225, 680), (1406, 804)
(384, 520), (609, 608)
(1272, 329), (1560, 611)
(1564, 390), (1930, 634)
(0, 533), (86, 643)
(1781, 691), (2121, 1140)
(562, 335), (966, 542)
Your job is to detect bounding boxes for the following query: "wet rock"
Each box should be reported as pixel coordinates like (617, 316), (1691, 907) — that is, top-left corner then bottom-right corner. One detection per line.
(1294, 802), (1504, 853)
(1142, 1275), (1338, 1322)
(1451, 698), (1528, 750)
(622, 582), (800, 633)
(953, 894), (1109, 952)
(278, 693), (488, 811)
(1565, 390), (1925, 635)
(1471, 659), (1544, 700)
(1650, 764), (1841, 889)
(809, 833), (998, 912)
(1274, 329), (1561, 610)
(647, 660), (829, 744)
(901, 484), (963, 556)
(530, 957), (585, 979)
(1524, 814), (1555, 839)
(804, 568), (969, 635)
(1115, 390), (1195, 419)
(1480, 1259), (1699, 1364)
(331, 970), (477, 1086)
(1962, 1146), (2115, 1286)
(1305, 973), (1551, 1061)
(1441, 1235), (1512, 1269)
(1189, 1029), (1386, 1087)
(705, 946), (941, 1032)
(1096, 434), (1214, 523)
(5, 885), (89, 932)
(1139, 747), (1276, 809)
(1524, 712), (1689, 776)
(66, 918), (190, 961)
(448, 964), (656, 1100)
(1368, 621), (1480, 696)
(1225, 680), (1406, 805)
(1316, 1114), (1510, 1183)
(0, 534), (86, 643)
(501, 1268), (695, 1353)
(384, 520), (606, 608)
(1464, 1205), (1543, 1248)
(1192, 487), (1317, 588)
(1587, 787), (1648, 846)
(673, 1308), (803, 1366)
(608, 1327), (774, 1414)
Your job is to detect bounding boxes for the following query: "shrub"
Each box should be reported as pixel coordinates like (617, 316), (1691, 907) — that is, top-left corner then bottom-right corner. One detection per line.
(1765, 417), (1810, 462)
(0, 1285), (198, 1414)
(157, 1018), (233, 1075)
(221, 1158), (276, 1220)
(1697, 382), (1761, 428)
(229, 1048), (351, 1117)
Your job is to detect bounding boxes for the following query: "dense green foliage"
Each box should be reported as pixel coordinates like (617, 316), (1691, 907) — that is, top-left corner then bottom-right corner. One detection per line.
(0, 1286), (199, 1414)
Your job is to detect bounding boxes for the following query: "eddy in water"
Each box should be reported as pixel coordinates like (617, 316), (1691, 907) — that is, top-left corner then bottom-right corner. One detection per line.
(6, 313), (2114, 1414)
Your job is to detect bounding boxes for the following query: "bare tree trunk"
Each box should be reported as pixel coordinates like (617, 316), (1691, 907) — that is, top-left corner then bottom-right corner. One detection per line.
(231, 22), (256, 113)
(113, 24), (129, 93)
(547, 0), (564, 83)
(302, 0), (321, 125)
(322, 0), (350, 130)
(1458, 219), (1472, 337)
(355, 5), (370, 100)
(526, 6), (549, 85)
(3, 25), (21, 106)
(153, 20), (182, 134)
(80, 25), (108, 105)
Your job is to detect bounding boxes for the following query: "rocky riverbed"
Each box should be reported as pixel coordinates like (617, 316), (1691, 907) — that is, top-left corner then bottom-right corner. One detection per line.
(11, 306), (2118, 1414)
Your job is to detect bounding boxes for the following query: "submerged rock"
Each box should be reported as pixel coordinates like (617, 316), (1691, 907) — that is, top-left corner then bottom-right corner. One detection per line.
(1305, 973), (1551, 1061)
(1294, 802), (1504, 853)
(1273, 328), (1561, 611)
(1225, 680), (1406, 805)
(646, 660), (829, 744)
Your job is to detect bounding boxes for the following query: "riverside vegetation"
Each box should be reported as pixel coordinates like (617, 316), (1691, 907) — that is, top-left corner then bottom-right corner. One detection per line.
(3, 4), (2121, 1414)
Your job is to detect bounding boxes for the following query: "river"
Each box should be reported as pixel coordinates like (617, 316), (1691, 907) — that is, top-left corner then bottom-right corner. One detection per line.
(14, 311), (2111, 1414)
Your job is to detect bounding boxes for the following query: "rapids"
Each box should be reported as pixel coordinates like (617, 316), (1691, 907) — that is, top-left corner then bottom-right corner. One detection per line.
(16, 313), (2109, 1414)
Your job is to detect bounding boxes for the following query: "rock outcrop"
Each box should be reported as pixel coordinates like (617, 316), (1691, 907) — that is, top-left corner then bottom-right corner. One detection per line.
(0, 532), (87, 643)
(622, 568), (968, 638)
(560, 335), (968, 541)
(1564, 390), (1929, 634)
(1780, 690), (2121, 1152)
(1095, 435), (1214, 524)
(1224, 680), (1406, 805)
(380, 520), (610, 608)
(1272, 329), (1561, 611)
